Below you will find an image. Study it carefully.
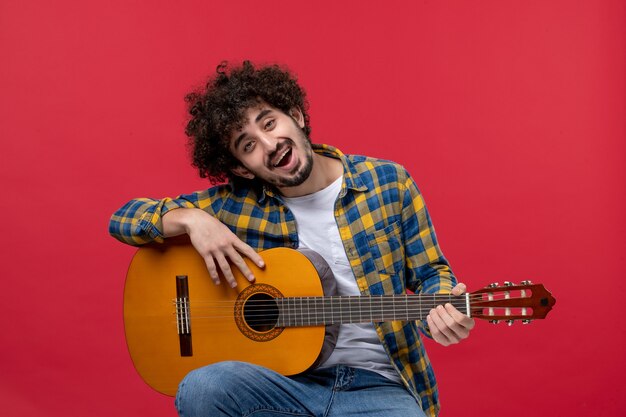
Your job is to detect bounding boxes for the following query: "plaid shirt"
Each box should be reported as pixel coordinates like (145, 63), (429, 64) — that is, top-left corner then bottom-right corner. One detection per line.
(109, 144), (456, 416)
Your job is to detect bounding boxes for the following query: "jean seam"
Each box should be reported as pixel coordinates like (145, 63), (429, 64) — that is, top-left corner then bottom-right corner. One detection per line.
(245, 408), (314, 417)
(321, 367), (342, 417)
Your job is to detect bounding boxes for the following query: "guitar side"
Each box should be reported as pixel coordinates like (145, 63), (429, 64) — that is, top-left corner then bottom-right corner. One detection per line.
(123, 245), (327, 396)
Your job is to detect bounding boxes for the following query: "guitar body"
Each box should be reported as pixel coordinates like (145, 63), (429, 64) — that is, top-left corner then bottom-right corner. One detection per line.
(124, 245), (331, 395)
(124, 243), (556, 396)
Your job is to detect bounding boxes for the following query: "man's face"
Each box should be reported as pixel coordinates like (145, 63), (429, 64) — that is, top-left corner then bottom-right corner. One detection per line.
(228, 102), (313, 189)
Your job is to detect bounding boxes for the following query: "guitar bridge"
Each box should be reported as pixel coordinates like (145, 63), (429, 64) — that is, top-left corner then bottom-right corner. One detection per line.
(176, 275), (192, 356)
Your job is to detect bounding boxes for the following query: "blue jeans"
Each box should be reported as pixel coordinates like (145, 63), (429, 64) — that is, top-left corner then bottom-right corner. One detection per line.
(175, 361), (427, 417)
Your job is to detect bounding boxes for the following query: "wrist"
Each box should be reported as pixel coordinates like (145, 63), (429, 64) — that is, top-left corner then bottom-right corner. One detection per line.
(162, 207), (199, 237)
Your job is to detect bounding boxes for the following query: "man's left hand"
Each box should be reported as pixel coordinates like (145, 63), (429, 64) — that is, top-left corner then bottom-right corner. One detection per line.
(427, 283), (475, 346)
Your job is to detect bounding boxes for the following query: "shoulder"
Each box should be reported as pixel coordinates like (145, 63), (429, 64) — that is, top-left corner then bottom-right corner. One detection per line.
(313, 144), (415, 191)
(344, 153), (412, 186)
(183, 181), (263, 212)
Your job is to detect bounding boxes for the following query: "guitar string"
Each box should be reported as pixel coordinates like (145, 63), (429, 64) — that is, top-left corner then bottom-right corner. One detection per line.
(182, 299), (472, 308)
(173, 295), (531, 325)
(174, 304), (531, 324)
(182, 308), (533, 323)
(181, 294), (501, 306)
(176, 305), (532, 324)
(173, 310), (533, 327)
(178, 296), (521, 311)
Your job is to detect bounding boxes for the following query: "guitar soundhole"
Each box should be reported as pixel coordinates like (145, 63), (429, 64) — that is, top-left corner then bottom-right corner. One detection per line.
(234, 283), (284, 342)
(244, 293), (279, 332)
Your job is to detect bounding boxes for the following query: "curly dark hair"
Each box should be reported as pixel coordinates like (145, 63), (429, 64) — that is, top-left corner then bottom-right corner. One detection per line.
(184, 61), (311, 183)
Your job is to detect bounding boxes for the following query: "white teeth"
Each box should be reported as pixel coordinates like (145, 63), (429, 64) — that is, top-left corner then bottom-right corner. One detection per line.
(273, 148), (290, 167)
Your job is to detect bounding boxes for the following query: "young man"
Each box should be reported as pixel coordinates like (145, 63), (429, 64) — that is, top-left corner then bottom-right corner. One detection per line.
(109, 61), (474, 417)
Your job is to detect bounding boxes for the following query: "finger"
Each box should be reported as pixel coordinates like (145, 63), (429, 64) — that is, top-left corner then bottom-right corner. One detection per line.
(436, 305), (464, 340)
(225, 247), (256, 282)
(444, 303), (476, 331)
(234, 241), (265, 269)
(214, 254), (238, 288)
(427, 313), (452, 346)
(451, 283), (467, 296)
(428, 307), (458, 344)
(203, 256), (221, 286)
(433, 304), (472, 343)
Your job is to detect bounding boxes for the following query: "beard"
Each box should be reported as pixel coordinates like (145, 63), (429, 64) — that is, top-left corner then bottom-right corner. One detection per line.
(251, 129), (314, 189)
(269, 140), (314, 188)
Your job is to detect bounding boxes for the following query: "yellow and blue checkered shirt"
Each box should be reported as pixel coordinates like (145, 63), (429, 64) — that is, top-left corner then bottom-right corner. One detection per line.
(109, 144), (456, 416)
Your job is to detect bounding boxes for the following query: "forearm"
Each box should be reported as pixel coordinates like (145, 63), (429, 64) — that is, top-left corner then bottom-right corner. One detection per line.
(108, 196), (198, 246)
(162, 207), (207, 238)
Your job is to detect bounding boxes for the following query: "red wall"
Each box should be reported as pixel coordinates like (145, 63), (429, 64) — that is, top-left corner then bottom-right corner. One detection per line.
(1, 1), (624, 416)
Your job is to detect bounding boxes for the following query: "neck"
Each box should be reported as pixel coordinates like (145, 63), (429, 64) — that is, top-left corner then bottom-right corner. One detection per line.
(278, 153), (343, 198)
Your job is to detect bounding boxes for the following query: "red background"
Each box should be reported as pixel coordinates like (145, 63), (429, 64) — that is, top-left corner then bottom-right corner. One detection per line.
(1, 1), (624, 416)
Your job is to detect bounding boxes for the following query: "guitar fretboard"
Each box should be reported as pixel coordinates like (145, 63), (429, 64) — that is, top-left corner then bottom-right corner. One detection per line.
(275, 294), (468, 327)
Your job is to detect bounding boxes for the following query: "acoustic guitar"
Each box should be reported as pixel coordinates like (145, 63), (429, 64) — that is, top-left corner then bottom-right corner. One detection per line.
(124, 244), (555, 395)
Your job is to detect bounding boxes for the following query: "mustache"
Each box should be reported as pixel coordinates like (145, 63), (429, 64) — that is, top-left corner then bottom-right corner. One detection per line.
(268, 139), (294, 161)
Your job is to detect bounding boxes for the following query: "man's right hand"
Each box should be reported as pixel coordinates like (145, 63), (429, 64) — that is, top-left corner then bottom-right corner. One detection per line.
(162, 208), (264, 288)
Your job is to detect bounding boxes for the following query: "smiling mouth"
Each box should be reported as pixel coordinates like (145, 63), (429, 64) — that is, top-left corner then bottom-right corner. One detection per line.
(271, 147), (292, 168)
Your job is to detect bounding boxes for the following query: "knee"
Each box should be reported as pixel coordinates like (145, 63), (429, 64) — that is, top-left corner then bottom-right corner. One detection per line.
(176, 361), (243, 416)
(178, 361), (242, 395)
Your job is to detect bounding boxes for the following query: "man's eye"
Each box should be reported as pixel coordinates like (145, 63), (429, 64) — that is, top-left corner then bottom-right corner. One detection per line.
(265, 119), (275, 129)
(244, 141), (254, 152)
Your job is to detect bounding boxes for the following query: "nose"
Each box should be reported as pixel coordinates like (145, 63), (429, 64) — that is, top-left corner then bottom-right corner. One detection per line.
(257, 134), (279, 153)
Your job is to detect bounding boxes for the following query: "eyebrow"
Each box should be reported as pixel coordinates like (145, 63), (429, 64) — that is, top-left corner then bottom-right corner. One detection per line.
(255, 108), (273, 123)
(233, 108), (274, 150)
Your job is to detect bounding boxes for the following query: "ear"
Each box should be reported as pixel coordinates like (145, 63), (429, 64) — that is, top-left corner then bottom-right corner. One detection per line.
(231, 165), (255, 179)
(289, 107), (305, 129)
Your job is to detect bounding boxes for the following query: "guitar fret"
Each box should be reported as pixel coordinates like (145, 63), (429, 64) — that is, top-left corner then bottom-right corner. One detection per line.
(305, 297), (309, 326)
(358, 297), (364, 322)
(405, 294), (409, 321)
(298, 297), (303, 327)
(299, 298), (304, 326)
(349, 297), (358, 323)
(347, 299), (352, 323)
(278, 293), (470, 327)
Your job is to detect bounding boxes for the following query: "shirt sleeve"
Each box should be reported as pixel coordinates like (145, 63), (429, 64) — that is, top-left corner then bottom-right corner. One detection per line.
(399, 171), (457, 336)
(108, 189), (222, 246)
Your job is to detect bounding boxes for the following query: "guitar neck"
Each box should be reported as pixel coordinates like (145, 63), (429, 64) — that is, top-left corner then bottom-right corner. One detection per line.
(275, 294), (467, 327)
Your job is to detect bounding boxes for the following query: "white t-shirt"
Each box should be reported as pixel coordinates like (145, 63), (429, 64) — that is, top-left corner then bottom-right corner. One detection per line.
(282, 176), (400, 382)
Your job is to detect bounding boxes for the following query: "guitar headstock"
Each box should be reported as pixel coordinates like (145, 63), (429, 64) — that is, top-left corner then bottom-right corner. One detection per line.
(469, 281), (556, 325)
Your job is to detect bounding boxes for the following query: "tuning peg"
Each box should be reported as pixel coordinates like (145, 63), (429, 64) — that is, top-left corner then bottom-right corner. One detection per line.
(507, 319), (515, 326)
(488, 282), (499, 288)
(522, 319), (532, 324)
(504, 281), (514, 287)
(520, 280), (532, 285)
(489, 320), (500, 324)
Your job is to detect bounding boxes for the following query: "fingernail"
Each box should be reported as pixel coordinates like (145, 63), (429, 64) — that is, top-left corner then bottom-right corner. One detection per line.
(231, 282), (237, 288)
